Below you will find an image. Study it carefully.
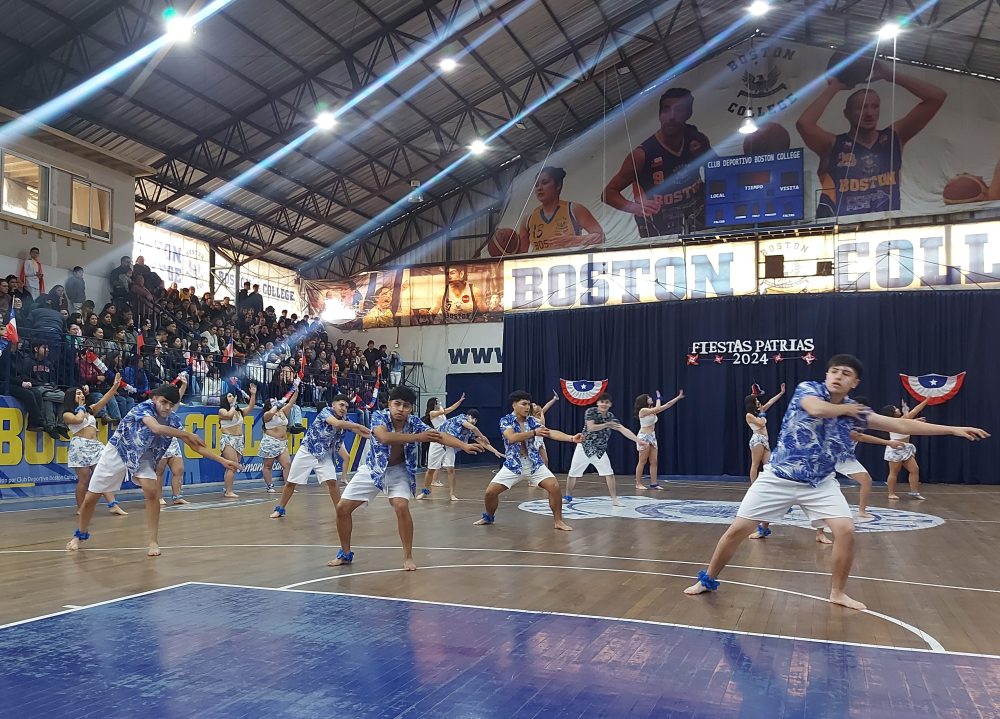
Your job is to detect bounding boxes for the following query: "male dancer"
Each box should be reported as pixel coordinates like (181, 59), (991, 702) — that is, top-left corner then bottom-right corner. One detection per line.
(269, 393), (371, 519)
(565, 393), (639, 506)
(685, 355), (988, 610)
(329, 386), (482, 570)
(156, 374), (190, 506)
(67, 384), (238, 557)
(474, 390), (583, 531)
(417, 409), (504, 501)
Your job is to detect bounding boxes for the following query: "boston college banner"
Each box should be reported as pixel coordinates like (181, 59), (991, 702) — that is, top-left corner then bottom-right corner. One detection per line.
(484, 39), (1000, 258)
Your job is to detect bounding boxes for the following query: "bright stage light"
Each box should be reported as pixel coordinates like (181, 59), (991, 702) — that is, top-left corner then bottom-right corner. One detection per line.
(738, 113), (758, 135)
(469, 139), (488, 155)
(163, 9), (194, 42)
(877, 22), (900, 40)
(747, 1), (770, 16)
(315, 111), (337, 130)
(438, 57), (458, 72)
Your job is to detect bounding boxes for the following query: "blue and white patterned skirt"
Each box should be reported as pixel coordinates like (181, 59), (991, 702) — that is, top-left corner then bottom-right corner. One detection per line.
(884, 442), (916, 463)
(68, 437), (104, 468)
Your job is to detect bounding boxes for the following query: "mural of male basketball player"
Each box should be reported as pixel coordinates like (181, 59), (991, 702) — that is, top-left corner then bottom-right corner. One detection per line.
(603, 87), (715, 237)
(796, 59), (946, 218)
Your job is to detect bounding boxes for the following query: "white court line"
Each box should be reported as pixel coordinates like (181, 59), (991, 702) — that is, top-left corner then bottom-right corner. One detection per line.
(0, 583), (194, 630)
(62, 605), (83, 609)
(273, 563), (945, 652)
(4, 542), (998, 596)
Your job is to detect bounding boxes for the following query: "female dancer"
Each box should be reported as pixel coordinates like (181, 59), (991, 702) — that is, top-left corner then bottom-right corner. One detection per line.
(156, 375), (190, 506)
(634, 390), (685, 490)
(881, 398), (929, 500)
(530, 390), (559, 467)
(421, 393), (465, 491)
(745, 383), (786, 484)
(218, 382), (256, 498)
(63, 375), (127, 516)
(259, 382), (299, 494)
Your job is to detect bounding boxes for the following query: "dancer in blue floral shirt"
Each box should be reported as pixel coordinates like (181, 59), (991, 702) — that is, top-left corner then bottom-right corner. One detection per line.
(67, 384), (239, 557)
(686, 354), (989, 611)
(329, 385), (482, 571)
(417, 409), (504, 501)
(475, 390), (583, 531)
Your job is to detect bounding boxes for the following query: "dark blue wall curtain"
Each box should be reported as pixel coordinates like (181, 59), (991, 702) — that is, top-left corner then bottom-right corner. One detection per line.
(445, 372), (504, 466)
(502, 290), (998, 484)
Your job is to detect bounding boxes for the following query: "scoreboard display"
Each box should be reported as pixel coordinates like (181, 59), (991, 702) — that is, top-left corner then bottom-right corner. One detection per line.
(704, 148), (805, 227)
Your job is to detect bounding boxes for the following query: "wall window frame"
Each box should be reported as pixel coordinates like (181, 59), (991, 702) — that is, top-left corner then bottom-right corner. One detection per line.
(71, 177), (112, 242)
(0, 149), (52, 224)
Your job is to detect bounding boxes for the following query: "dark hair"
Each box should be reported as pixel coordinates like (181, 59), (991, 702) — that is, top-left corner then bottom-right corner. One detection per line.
(220, 392), (238, 411)
(62, 387), (89, 414)
(659, 87), (693, 108)
(423, 397), (438, 424)
(633, 394), (650, 419)
(826, 353), (863, 379)
(538, 165), (567, 188)
(73, 266), (83, 272)
(389, 385), (417, 405)
(332, 393), (350, 404)
(595, 392), (612, 403)
(745, 395), (760, 414)
(509, 390), (532, 405)
(880, 405), (898, 417)
(466, 408), (480, 421)
(152, 385), (181, 404)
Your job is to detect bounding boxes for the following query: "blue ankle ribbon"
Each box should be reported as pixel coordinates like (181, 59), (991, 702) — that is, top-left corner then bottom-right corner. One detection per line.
(480, 513), (494, 524)
(73, 529), (90, 541)
(272, 506), (286, 517)
(697, 570), (720, 591)
(336, 549), (354, 563)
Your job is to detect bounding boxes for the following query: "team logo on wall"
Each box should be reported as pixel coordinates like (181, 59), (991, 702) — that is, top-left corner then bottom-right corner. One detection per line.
(724, 42), (800, 123)
(900, 372), (966, 405)
(518, 497), (944, 533)
(560, 379), (609, 405)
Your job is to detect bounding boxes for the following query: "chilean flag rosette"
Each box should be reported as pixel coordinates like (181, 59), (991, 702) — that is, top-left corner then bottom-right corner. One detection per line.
(560, 378), (609, 406)
(222, 337), (234, 363)
(899, 372), (966, 406)
(0, 310), (17, 357)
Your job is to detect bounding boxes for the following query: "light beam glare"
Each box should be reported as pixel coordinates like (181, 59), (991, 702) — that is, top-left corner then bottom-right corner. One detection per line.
(0, 0), (238, 147)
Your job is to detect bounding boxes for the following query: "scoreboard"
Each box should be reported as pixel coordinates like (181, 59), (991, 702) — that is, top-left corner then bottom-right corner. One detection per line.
(704, 148), (805, 227)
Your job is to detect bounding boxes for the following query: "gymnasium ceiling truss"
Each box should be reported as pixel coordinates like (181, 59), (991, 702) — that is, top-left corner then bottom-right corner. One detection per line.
(0, 0), (997, 279)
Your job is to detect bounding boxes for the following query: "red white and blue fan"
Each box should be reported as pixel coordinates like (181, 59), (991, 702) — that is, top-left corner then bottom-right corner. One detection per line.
(899, 372), (966, 406)
(560, 378), (609, 406)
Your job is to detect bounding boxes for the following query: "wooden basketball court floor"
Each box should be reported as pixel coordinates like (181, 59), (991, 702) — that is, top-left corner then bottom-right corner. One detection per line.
(2, 470), (1000, 717)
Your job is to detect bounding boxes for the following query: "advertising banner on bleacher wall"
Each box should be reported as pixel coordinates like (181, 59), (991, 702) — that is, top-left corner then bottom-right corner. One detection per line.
(0, 402), (366, 500)
(482, 39), (1000, 258)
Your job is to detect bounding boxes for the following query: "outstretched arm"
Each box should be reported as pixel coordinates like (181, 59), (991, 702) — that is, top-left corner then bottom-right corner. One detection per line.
(615, 425), (639, 443)
(867, 413), (989, 440)
(760, 384), (786, 412)
(540, 391), (559, 414)
(545, 428), (584, 444)
(443, 393), (466, 415)
(652, 390), (685, 414)
(902, 398), (929, 420)
(438, 432), (483, 454)
(88, 374), (122, 414)
(851, 430), (905, 449)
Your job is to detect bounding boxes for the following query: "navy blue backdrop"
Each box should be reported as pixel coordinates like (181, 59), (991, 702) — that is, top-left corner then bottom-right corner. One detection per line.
(445, 372), (504, 466)
(503, 290), (998, 484)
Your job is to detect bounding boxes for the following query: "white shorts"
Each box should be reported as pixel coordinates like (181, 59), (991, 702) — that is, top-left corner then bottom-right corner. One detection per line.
(88, 444), (156, 494)
(259, 434), (288, 459)
(286, 451), (338, 485)
(636, 432), (657, 450)
(885, 443), (917, 463)
(835, 456), (867, 476)
(533, 436), (545, 450)
(163, 438), (183, 458)
(341, 463), (412, 502)
(748, 434), (769, 450)
(427, 443), (456, 469)
(491, 464), (555, 489)
(220, 433), (245, 456)
(568, 444), (614, 477)
(738, 467), (852, 528)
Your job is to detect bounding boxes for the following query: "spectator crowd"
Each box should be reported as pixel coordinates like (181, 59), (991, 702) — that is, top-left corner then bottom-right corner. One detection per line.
(0, 249), (401, 439)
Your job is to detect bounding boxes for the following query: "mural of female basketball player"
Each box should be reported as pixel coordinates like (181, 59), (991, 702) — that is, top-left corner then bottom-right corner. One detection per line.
(516, 166), (604, 253)
(796, 58), (946, 218)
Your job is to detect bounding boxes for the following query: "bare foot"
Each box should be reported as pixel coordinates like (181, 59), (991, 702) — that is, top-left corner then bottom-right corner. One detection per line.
(158, 498), (166, 506)
(224, 492), (239, 498)
(172, 497), (190, 505)
(75, 509), (80, 515)
(473, 517), (492, 526)
(684, 581), (712, 596)
(612, 498), (623, 507)
(887, 494), (900, 500)
(147, 544), (161, 557)
(66, 537), (80, 551)
(450, 495), (459, 502)
(829, 591), (866, 610)
(109, 504), (128, 516)
(431, 480), (444, 487)
(327, 556), (351, 567)
(634, 484), (647, 490)
(269, 509), (284, 518)
(403, 558), (417, 571)
(815, 533), (833, 545)
(856, 512), (874, 523)
(416, 492), (428, 500)
(554, 521), (573, 531)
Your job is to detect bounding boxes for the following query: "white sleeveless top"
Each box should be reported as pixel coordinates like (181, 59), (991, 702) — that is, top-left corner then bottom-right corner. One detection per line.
(889, 431), (908, 441)
(265, 412), (288, 430)
(220, 410), (243, 429)
(431, 413), (446, 429)
(68, 413), (96, 435)
(639, 413), (657, 430)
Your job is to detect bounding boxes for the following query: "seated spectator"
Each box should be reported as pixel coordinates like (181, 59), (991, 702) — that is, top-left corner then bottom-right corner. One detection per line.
(143, 346), (169, 385)
(121, 361), (150, 399)
(18, 342), (68, 437)
(0, 277), (10, 317)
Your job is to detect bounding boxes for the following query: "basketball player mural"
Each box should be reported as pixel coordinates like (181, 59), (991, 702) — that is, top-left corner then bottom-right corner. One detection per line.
(796, 57), (946, 218)
(603, 87), (715, 237)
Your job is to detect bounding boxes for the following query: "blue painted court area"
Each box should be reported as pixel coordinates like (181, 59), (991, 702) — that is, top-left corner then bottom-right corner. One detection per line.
(1, 583), (998, 718)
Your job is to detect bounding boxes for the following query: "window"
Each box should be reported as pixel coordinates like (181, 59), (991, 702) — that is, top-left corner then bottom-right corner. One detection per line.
(1, 152), (49, 222)
(71, 179), (111, 240)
